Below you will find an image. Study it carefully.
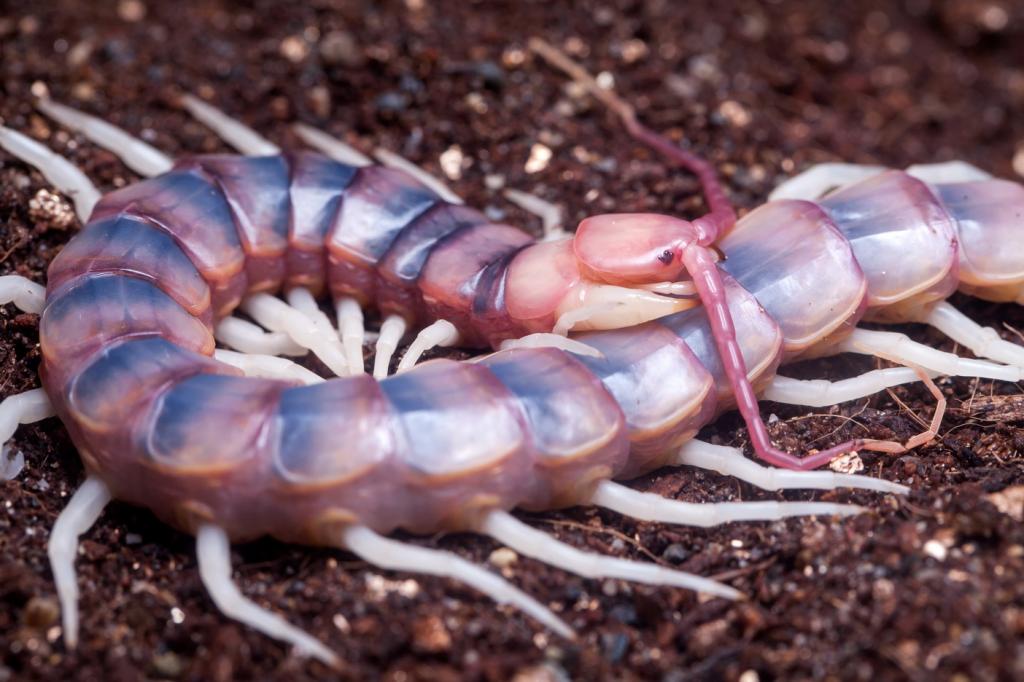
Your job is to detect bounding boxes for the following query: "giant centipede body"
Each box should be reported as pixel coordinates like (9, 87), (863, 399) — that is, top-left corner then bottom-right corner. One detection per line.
(2, 35), (1024, 670)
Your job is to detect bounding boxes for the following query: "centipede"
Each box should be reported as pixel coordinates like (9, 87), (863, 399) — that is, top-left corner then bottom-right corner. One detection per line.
(1, 39), (1022, 667)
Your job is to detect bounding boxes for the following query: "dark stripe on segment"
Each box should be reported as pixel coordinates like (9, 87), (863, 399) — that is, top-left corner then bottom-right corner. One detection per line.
(471, 245), (526, 317)
(375, 203), (489, 318)
(142, 373), (283, 475)
(67, 337), (231, 435)
(179, 155), (293, 292)
(274, 376), (396, 488)
(285, 151), (359, 292)
(327, 165), (441, 302)
(574, 324), (717, 476)
(91, 167), (248, 314)
(379, 204), (491, 283)
(41, 273), (214, 386)
(478, 347), (629, 508)
(47, 214), (214, 326)
(417, 223), (534, 343)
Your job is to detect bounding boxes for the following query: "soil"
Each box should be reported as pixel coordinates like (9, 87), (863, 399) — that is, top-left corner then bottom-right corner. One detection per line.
(2, 0), (1024, 680)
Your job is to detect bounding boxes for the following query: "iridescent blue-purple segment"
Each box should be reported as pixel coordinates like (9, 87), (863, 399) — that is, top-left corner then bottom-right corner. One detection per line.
(179, 155), (293, 293)
(418, 223), (534, 344)
(37, 144), (1024, 542)
(819, 170), (959, 313)
(575, 323), (717, 475)
(40, 273), (214, 386)
(376, 204), (490, 320)
(47, 214), (214, 325)
(326, 165), (441, 303)
(285, 151), (358, 293)
(478, 347), (629, 508)
(68, 338), (227, 436)
(90, 165), (249, 315)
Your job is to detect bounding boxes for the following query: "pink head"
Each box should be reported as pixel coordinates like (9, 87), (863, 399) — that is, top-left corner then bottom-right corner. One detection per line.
(573, 213), (706, 286)
(505, 213), (706, 335)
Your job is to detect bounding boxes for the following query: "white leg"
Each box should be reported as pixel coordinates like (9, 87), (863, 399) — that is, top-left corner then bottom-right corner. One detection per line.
(1, 388), (56, 479)
(213, 349), (323, 385)
(836, 328), (1023, 382)
(589, 480), (864, 527)
(195, 524), (338, 666)
(396, 319), (459, 373)
(335, 298), (366, 375)
(337, 524), (573, 640)
(372, 147), (463, 204)
(180, 94), (280, 156)
(478, 510), (740, 599)
(48, 476), (111, 649)
(241, 294), (349, 377)
(763, 367), (926, 406)
(923, 301), (1024, 367)
(35, 98), (174, 177)
(768, 162), (887, 201)
(292, 123), (372, 166)
(285, 288), (349, 368)
(1, 387), (56, 445)
(498, 333), (601, 357)
(674, 439), (910, 494)
(905, 160), (993, 184)
(0, 126), (101, 222)
(214, 316), (307, 356)
(503, 188), (567, 240)
(372, 315), (407, 379)
(0, 275), (46, 314)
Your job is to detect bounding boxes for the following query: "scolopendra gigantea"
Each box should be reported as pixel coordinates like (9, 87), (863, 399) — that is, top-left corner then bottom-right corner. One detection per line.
(1, 37), (1023, 669)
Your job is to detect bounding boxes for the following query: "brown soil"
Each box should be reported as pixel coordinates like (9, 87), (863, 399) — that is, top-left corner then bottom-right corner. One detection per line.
(2, 1), (1024, 680)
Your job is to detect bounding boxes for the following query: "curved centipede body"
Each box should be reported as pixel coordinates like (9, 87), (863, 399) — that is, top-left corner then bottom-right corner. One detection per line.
(3, 42), (1024, 667)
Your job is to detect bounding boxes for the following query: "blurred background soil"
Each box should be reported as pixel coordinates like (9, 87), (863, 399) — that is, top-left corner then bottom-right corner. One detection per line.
(1, 0), (1024, 679)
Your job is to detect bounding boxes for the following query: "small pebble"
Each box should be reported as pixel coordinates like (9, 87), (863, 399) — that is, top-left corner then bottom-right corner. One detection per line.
(307, 85), (331, 119)
(511, 663), (570, 682)
(29, 188), (76, 231)
(117, 0), (146, 22)
(375, 92), (408, 113)
(1013, 146), (1024, 179)
(489, 547), (518, 568)
(525, 143), (552, 174)
(319, 30), (363, 67)
(24, 597), (59, 629)
(829, 451), (865, 474)
(439, 145), (464, 181)
(411, 614), (452, 653)
(600, 631), (629, 663)
(150, 651), (184, 679)
(662, 543), (689, 563)
(923, 539), (948, 561)
(279, 35), (309, 63)
(1, 447), (25, 481)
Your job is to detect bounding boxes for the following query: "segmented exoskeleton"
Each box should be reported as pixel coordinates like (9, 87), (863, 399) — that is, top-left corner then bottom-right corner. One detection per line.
(1, 41), (1022, 665)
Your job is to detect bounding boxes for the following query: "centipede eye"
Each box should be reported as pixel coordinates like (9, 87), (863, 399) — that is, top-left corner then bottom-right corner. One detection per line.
(658, 249), (675, 265)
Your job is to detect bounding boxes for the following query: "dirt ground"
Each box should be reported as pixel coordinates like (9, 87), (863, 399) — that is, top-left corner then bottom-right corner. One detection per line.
(2, 0), (1024, 680)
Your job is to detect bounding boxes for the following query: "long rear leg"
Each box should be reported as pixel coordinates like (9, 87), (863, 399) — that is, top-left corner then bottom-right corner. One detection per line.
(196, 524), (340, 666)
